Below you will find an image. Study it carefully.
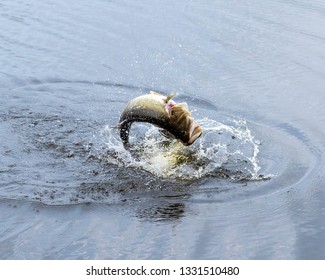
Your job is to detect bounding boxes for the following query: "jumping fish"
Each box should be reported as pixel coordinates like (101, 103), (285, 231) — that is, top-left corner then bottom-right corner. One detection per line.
(119, 91), (202, 147)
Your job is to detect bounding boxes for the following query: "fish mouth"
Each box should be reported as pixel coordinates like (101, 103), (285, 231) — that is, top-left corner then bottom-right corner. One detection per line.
(187, 122), (203, 145)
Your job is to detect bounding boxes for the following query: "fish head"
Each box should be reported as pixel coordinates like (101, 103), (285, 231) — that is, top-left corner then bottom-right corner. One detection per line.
(168, 102), (202, 145)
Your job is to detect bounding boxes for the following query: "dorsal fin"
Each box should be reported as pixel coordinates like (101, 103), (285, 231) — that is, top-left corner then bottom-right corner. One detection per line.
(150, 90), (162, 96)
(167, 92), (176, 102)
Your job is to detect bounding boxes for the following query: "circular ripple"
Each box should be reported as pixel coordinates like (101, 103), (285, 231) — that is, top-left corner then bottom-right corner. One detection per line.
(0, 80), (321, 206)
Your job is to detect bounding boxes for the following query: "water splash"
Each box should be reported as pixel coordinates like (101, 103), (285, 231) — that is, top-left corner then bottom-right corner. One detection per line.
(96, 117), (264, 182)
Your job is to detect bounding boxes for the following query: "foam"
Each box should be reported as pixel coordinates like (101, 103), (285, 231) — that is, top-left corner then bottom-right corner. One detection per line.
(99, 118), (263, 181)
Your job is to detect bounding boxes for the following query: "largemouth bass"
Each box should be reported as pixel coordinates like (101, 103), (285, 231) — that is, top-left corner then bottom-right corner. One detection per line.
(119, 91), (202, 147)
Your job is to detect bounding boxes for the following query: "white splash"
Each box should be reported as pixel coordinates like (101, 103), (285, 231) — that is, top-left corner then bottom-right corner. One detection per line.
(98, 118), (263, 181)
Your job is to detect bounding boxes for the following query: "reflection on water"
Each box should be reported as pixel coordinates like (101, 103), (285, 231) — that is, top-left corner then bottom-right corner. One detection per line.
(1, 0), (325, 259)
(136, 202), (186, 222)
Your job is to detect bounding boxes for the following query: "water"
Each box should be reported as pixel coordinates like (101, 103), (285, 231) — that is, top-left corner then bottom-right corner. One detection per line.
(1, 0), (325, 259)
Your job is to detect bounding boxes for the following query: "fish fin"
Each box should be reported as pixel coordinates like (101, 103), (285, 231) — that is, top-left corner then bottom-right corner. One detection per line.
(167, 92), (176, 102)
(150, 90), (162, 96)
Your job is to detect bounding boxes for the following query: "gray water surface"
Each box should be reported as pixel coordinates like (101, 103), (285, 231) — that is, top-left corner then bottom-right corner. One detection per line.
(1, 0), (325, 259)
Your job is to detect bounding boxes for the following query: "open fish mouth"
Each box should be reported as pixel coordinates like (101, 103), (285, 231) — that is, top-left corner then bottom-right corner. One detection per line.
(188, 121), (203, 145)
(119, 91), (203, 147)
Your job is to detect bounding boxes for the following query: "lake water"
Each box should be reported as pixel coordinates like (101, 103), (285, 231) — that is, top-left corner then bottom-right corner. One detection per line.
(1, 0), (325, 259)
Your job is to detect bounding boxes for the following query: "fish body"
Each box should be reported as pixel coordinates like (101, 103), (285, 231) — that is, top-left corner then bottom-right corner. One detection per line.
(119, 91), (202, 147)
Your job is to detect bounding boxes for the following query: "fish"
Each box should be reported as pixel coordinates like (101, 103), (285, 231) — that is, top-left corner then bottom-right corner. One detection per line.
(119, 91), (202, 147)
